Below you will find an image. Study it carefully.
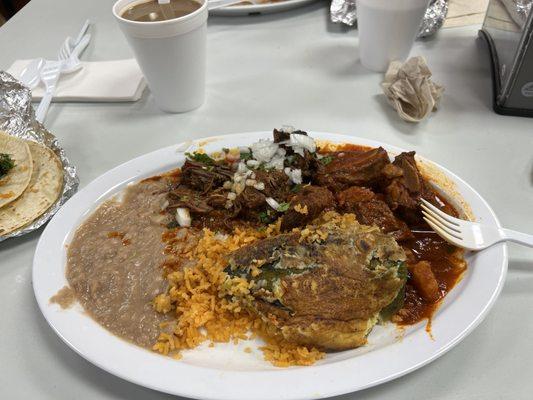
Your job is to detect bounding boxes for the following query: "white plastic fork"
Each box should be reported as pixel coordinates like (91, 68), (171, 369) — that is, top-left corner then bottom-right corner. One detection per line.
(420, 198), (533, 251)
(34, 28), (91, 123)
(66, 19), (90, 52)
(35, 60), (62, 123)
(22, 20), (90, 91)
(59, 33), (91, 73)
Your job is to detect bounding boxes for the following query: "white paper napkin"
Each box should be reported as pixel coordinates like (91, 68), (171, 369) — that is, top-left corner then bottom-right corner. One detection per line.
(7, 59), (146, 102)
(381, 56), (444, 123)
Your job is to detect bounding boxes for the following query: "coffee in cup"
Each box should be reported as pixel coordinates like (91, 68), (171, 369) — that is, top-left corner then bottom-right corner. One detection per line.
(121, 0), (201, 22)
(113, 0), (207, 113)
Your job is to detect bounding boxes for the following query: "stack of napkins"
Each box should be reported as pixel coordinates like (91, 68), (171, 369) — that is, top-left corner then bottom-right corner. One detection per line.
(7, 59), (146, 102)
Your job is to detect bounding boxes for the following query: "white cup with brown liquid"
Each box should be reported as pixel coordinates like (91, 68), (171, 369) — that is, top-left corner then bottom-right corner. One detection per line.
(113, 0), (207, 112)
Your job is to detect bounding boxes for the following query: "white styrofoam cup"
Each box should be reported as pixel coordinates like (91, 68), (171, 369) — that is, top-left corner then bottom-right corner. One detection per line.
(113, 0), (207, 112)
(357, 0), (430, 72)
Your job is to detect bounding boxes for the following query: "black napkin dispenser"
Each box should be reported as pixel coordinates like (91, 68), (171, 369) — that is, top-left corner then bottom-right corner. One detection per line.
(479, 0), (533, 117)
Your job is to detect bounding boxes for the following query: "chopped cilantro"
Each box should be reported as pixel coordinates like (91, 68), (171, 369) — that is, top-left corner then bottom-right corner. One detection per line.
(185, 151), (215, 165)
(240, 151), (253, 161)
(259, 211), (270, 224)
(0, 153), (15, 178)
(166, 220), (179, 229)
(320, 155), (334, 165)
(255, 162), (269, 171)
(290, 184), (302, 193)
(277, 202), (290, 212)
(286, 155), (295, 165)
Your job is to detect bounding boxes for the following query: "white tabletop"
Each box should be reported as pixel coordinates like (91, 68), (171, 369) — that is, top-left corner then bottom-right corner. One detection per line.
(1, 0), (532, 399)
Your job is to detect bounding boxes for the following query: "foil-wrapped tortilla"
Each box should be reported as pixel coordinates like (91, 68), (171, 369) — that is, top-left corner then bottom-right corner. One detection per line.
(0, 71), (79, 241)
(330, 0), (449, 38)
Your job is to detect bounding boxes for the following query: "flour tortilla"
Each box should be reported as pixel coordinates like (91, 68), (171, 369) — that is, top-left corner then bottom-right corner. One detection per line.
(0, 132), (33, 208)
(0, 141), (63, 235)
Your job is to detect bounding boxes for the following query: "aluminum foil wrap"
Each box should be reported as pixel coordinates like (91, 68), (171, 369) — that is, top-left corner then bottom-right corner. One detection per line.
(330, 0), (449, 38)
(515, 0), (533, 18)
(508, 0), (532, 25)
(0, 71), (79, 242)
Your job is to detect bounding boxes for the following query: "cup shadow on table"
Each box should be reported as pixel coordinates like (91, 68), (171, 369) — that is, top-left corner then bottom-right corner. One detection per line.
(299, 40), (374, 79)
(530, 161), (533, 187)
(508, 258), (533, 273)
(471, 34), (496, 111)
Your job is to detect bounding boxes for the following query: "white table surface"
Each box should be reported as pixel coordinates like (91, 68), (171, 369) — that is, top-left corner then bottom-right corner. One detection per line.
(0, 0), (532, 399)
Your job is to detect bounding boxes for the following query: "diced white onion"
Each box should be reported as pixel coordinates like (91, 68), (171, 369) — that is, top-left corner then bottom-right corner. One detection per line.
(286, 169), (301, 184)
(227, 192), (237, 200)
(237, 162), (248, 174)
(246, 159), (259, 167)
(215, 233), (229, 241)
(291, 146), (304, 157)
(276, 147), (286, 157)
(245, 179), (256, 186)
(265, 197), (280, 211)
(250, 140), (278, 163)
(284, 168), (303, 185)
(223, 181), (232, 189)
(266, 155), (285, 171)
(254, 182), (265, 191)
(280, 125), (295, 134)
(289, 134), (316, 155)
(176, 208), (191, 227)
(234, 183), (244, 195)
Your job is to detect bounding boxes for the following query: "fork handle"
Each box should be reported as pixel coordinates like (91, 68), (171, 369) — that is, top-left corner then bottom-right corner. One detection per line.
(500, 228), (533, 248)
(35, 91), (53, 124)
(35, 68), (61, 124)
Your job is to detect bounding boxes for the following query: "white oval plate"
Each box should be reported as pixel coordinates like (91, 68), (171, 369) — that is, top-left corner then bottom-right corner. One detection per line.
(33, 132), (507, 400)
(210, 0), (319, 16)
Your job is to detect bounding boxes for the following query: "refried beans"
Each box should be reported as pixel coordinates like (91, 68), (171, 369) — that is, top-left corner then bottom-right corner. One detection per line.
(65, 176), (176, 348)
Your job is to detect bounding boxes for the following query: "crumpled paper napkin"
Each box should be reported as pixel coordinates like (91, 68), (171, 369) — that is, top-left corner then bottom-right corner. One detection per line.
(381, 56), (443, 123)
